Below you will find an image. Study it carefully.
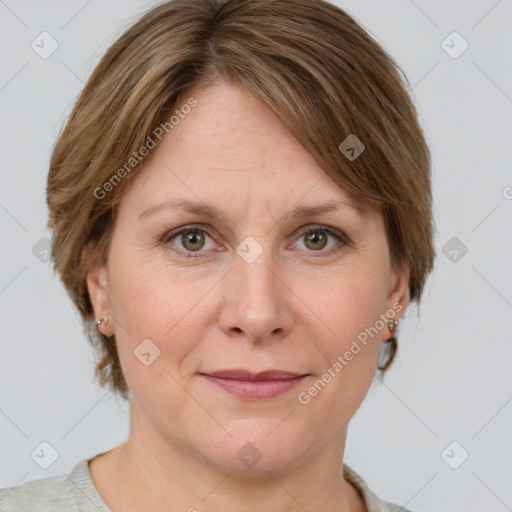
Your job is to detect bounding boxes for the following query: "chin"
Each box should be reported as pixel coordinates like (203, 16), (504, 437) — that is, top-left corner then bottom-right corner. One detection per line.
(195, 424), (311, 476)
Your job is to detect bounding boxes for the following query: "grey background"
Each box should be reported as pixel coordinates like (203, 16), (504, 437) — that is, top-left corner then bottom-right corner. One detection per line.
(1, 1), (511, 511)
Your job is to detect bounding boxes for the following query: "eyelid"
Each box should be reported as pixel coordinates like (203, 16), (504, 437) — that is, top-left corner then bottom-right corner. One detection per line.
(291, 224), (349, 243)
(289, 224), (350, 256)
(161, 223), (214, 244)
(161, 223), (350, 258)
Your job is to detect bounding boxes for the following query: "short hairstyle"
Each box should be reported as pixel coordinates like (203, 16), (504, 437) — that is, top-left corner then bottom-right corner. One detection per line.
(47, 0), (436, 399)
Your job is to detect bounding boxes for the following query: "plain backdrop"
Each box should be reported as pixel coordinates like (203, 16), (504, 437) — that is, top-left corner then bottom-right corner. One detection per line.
(0, 1), (511, 511)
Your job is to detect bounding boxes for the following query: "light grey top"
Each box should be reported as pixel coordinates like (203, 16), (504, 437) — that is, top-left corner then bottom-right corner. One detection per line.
(0, 455), (412, 512)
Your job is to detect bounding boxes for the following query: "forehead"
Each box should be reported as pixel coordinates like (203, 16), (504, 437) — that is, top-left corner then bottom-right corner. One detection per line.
(169, 81), (318, 170)
(121, 81), (370, 220)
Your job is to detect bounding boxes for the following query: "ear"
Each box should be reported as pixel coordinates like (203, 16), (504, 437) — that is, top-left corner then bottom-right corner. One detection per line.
(385, 262), (410, 321)
(84, 248), (114, 337)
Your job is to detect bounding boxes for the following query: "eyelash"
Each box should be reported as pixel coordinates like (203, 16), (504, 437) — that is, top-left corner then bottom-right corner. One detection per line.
(160, 223), (350, 259)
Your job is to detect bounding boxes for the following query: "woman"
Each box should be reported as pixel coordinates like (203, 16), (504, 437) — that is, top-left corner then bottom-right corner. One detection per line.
(0, 0), (434, 510)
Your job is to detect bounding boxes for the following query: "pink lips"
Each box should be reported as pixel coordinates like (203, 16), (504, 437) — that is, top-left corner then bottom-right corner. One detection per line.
(201, 369), (308, 399)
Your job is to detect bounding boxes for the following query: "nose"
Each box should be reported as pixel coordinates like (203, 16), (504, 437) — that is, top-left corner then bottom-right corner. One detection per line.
(218, 243), (294, 343)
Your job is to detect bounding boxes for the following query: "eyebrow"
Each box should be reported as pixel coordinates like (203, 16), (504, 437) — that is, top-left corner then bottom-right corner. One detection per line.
(138, 198), (369, 222)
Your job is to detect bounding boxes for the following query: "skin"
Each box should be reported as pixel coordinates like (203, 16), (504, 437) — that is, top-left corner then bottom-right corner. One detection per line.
(86, 79), (409, 512)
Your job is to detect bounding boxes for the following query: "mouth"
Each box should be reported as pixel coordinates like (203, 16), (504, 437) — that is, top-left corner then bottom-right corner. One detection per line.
(199, 369), (310, 400)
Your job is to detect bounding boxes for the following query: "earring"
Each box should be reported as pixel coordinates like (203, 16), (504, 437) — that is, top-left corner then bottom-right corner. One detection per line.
(386, 320), (398, 341)
(378, 319), (400, 370)
(95, 317), (108, 328)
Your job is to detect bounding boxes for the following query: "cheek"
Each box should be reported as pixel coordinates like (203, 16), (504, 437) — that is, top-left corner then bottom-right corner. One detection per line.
(292, 273), (386, 432)
(106, 257), (203, 417)
(107, 243), (189, 331)
(294, 264), (388, 414)
(106, 250), (218, 372)
(297, 262), (388, 350)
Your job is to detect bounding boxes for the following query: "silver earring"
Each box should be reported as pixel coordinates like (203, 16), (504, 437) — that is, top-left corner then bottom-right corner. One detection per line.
(388, 319), (399, 333)
(95, 317), (107, 328)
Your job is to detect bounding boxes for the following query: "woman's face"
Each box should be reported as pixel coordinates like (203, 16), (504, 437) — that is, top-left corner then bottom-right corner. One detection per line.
(87, 80), (409, 474)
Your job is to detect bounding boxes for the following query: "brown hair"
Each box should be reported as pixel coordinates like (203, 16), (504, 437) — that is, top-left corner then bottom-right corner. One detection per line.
(47, 0), (435, 399)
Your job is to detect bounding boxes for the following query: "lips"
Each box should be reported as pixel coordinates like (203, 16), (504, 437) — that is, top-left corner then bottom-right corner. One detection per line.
(202, 369), (307, 380)
(200, 369), (309, 400)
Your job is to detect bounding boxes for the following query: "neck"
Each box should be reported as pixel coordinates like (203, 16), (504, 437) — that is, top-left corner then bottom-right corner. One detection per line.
(89, 402), (366, 512)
